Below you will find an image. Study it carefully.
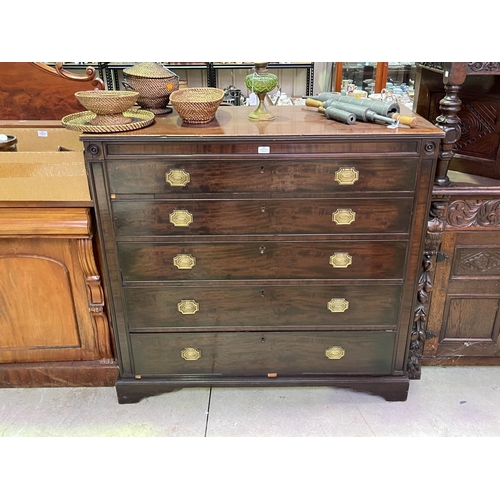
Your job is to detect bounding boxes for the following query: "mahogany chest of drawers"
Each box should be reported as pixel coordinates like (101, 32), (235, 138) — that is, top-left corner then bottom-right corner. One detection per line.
(83, 105), (443, 403)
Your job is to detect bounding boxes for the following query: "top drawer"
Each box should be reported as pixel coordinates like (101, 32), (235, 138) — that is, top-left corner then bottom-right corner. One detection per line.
(106, 158), (418, 195)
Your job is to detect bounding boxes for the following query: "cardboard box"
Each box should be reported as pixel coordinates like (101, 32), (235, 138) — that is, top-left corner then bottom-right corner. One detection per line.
(0, 128), (90, 202)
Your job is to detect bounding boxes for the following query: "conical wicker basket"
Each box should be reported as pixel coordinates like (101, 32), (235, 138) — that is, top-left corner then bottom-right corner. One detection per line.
(170, 87), (225, 124)
(122, 62), (179, 114)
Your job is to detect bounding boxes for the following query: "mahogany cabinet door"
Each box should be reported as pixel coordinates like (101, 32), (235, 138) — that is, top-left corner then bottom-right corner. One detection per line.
(0, 237), (107, 363)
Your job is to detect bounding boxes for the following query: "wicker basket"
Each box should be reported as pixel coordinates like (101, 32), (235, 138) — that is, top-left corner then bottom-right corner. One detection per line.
(122, 63), (179, 115)
(75, 90), (139, 125)
(170, 87), (225, 124)
(75, 90), (138, 115)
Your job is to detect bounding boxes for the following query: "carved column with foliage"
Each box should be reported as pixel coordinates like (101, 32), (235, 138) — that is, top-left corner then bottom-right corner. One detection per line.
(408, 199), (449, 378)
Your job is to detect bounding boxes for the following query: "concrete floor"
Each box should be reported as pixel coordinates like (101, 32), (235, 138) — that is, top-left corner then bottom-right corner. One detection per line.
(1, 365), (500, 437)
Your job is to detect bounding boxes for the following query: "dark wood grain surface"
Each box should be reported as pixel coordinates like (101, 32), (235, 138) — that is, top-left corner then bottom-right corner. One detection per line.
(124, 283), (401, 330)
(106, 157), (419, 195)
(112, 198), (414, 236)
(130, 330), (396, 377)
(84, 104), (440, 142)
(118, 240), (407, 281)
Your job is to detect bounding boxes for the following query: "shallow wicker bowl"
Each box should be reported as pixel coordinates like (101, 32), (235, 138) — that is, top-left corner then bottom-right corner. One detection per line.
(75, 90), (139, 116)
(170, 87), (225, 124)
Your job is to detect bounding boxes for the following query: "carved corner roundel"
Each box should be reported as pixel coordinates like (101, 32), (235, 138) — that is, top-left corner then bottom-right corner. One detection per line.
(87, 144), (101, 157)
(424, 141), (436, 155)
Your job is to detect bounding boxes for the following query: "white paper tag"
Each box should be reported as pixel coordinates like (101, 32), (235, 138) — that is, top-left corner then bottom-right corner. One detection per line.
(249, 92), (258, 106)
(37, 130), (48, 137)
(258, 146), (270, 154)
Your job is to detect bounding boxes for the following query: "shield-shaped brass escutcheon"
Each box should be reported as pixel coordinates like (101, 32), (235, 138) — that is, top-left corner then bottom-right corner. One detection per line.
(181, 347), (201, 361)
(325, 346), (345, 360)
(166, 169), (191, 186)
(334, 167), (359, 185)
(173, 254), (196, 269)
(329, 252), (352, 268)
(169, 210), (193, 227)
(327, 298), (349, 313)
(332, 209), (356, 225)
(178, 299), (199, 314)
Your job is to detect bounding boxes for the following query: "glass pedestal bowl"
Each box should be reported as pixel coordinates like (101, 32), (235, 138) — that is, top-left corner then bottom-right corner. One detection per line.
(245, 62), (278, 121)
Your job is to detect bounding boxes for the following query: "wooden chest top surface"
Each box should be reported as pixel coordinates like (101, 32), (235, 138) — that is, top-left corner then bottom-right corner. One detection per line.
(81, 104), (443, 142)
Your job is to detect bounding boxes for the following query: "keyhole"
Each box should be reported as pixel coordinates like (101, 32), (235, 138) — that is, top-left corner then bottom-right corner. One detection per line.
(259, 246), (266, 254)
(261, 336), (266, 342)
(260, 166), (265, 174)
(261, 290), (265, 297)
(261, 206), (266, 213)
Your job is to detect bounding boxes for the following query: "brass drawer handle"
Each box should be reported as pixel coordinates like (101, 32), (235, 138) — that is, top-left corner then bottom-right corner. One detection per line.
(335, 167), (359, 185)
(169, 210), (193, 227)
(332, 208), (356, 225)
(166, 169), (190, 187)
(178, 299), (199, 315)
(181, 347), (201, 361)
(325, 346), (345, 360)
(173, 254), (196, 269)
(327, 298), (349, 313)
(329, 252), (352, 268)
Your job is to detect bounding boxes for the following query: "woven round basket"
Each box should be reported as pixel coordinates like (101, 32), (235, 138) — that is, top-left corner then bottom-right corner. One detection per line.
(75, 90), (139, 116)
(62, 109), (155, 133)
(122, 63), (179, 115)
(170, 87), (225, 124)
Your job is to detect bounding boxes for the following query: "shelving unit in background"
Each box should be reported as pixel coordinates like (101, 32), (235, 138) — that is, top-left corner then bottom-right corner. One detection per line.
(48, 62), (315, 98)
(207, 62), (315, 96)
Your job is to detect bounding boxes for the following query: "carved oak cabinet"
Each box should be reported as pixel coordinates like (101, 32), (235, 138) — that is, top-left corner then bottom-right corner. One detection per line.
(413, 63), (500, 365)
(423, 172), (500, 363)
(83, 106), (443, 403)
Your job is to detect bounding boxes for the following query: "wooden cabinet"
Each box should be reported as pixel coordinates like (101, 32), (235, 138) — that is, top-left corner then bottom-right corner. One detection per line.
(413, 63), (500, 365)
(0, 207), (116, 386)
(0, 126), (116, 387)
(0, 208), (108, 363)
(422, 172), (500, 365)
(84, 105), (443, 403)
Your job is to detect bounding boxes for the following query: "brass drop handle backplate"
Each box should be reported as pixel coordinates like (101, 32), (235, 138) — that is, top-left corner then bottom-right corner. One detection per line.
(177, 299), (199, 315)
(327, 298), (349, 313)
(332, 208), (356, 225)
(181, 347), (201, 360)
(325, 346), (345, 359)
(169, 210), (193, 227)
(334, 167), (359, 185)
(329, 252), (352, 268)
(173, 254), (196, 269)
(166, 169), (191, 186)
